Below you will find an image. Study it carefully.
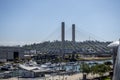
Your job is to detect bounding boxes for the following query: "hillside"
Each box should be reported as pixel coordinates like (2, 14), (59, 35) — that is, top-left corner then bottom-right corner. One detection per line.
(23, 40), (112, 54)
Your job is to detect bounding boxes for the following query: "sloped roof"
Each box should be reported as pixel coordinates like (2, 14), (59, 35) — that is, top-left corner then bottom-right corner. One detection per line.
(19, 64), (40, 71)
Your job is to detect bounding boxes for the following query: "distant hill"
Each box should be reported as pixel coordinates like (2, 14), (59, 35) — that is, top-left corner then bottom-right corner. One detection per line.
(23, 40), (112, 54)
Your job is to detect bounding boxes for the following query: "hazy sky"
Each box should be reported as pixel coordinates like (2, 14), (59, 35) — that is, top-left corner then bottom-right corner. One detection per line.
(0, 0), (120, 46)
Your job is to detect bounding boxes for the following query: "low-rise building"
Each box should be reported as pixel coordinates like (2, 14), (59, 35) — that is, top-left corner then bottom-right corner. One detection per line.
(0, 46), (24, 62)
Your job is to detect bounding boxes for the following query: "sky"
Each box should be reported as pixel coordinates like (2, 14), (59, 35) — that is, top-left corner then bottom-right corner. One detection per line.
(0, 0), (120, 46)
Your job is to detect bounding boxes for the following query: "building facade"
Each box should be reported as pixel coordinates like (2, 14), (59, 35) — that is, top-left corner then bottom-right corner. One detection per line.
(0, 46), (24, 62)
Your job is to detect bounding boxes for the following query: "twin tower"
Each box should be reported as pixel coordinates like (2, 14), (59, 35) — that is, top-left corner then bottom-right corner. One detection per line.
(61, 22), (75, 43)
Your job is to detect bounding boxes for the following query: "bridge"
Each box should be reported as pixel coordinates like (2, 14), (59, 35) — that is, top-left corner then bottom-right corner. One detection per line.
(24, 22), (112, 55)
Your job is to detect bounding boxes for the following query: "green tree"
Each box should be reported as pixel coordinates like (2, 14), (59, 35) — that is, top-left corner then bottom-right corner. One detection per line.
(81, 63), (91, 74)
(104, 61), (112, 65)
(91, 64), (111, 80)
(80, 62), (91, 80)
(75, 54), (79, 59)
